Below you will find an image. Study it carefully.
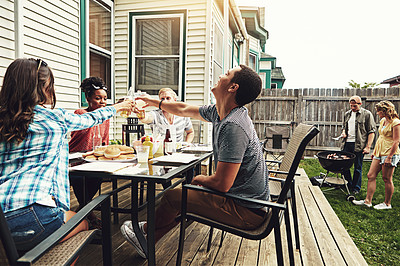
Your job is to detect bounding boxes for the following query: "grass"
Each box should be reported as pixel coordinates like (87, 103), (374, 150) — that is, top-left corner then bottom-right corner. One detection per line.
(299, 158), (400, 265)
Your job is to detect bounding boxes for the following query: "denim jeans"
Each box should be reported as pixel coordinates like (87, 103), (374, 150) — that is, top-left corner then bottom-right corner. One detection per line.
(5, 204), (65, 252)
(343, 142), (364, 191)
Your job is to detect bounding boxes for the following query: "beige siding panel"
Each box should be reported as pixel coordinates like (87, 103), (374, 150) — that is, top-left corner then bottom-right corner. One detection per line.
(187, 61), (205, 68)
(0, 26), (14, 44)
(24, 27), (78, 53)
(249, 36), (260, 53)
(187, 28), (207, 36)
(24, 38), (79, 62)
(114, 0), (208, 138)
(0, 0), (15, 85)
(23, 0), (80, 110)
(1, 0), (14, 11)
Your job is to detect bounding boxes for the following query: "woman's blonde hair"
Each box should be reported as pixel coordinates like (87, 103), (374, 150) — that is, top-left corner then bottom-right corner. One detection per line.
(375, 100), (399, 120)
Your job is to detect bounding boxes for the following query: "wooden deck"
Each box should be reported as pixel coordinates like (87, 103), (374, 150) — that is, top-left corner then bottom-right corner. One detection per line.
(72, 169), (367, 265)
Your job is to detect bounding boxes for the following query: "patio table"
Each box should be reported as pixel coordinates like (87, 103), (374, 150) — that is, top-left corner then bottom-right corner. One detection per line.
(69, 151), (213, 265)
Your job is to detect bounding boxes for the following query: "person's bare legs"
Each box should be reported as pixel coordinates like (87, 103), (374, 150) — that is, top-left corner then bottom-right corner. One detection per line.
(365, 159), (381, 204)
(381, 165), (395, 206)
(62, 211), (89, 242)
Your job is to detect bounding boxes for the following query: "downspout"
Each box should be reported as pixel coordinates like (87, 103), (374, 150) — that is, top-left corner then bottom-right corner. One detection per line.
(229, 0), (249, 65)
(14, 0), (24, 58)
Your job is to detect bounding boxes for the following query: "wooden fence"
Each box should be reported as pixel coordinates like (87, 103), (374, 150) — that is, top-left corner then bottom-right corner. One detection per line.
(248, 87), (400, 156)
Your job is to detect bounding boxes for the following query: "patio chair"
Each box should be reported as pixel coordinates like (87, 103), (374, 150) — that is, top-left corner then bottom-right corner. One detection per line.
(176, 124), (319, 266)
(268, 123), (315, 199)
(262, 125), (291, 164)
(0, 194), (112, 266)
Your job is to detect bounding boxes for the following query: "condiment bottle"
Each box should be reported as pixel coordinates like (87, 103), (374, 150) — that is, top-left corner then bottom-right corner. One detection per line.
(143, 136), (153, 159)
(164, 127), (173, 155)
(92, 125), (102, 151)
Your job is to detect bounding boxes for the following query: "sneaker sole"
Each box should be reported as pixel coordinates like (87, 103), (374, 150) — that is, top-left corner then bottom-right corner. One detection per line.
(121, 224), (147, 259)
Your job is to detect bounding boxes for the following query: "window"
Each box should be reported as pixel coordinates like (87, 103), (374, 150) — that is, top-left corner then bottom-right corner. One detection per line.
(132, 14), (183, 96)
(259, 72), (266, 89)
(88, 0), (112, 100)
(271, 83), (278, 89)
(249, 53), (257, 71)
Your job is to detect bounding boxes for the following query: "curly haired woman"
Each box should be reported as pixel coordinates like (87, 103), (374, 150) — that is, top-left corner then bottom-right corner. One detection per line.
(353, 100), (400, 209)
(69, 77), (110, 228)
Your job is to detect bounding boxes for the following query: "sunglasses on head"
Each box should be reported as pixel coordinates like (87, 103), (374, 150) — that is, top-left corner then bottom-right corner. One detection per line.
(30, 58), (48, 72)
(91, 84), (108, 91)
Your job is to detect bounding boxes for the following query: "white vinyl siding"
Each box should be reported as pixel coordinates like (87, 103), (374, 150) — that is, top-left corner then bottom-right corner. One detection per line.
(249, 35), (261, 55)
(114, 0), (208, 141)
(0, 0), (15, 85)
(23, 0), (80, 111)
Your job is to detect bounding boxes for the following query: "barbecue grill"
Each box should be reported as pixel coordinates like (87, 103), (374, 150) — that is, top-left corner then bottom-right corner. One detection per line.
(316, 151), (356, 201)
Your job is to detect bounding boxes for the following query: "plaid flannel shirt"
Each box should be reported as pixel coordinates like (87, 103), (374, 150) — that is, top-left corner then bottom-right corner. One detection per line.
(0, 105), (116, 213)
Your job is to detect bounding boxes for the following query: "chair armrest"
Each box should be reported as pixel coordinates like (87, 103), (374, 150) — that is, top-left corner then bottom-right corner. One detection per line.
(183, 184), (285, 210)
(269, 170), (300, 176)
(269, 176), (286, 183)
(265, 159), (282, 164)
(18, 194), (111, 264)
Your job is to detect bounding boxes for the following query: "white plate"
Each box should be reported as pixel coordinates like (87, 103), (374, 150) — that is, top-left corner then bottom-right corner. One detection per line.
(83, 156), (136, 163)
(150, 153), (199, 164)
(70, 162), (135, 173)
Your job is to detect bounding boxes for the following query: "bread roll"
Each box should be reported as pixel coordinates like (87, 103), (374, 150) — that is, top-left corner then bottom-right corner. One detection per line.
(104, 146), (121, 158)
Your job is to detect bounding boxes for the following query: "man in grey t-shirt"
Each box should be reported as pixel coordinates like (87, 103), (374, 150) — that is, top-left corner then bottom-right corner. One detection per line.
(121, 65), (268, 258)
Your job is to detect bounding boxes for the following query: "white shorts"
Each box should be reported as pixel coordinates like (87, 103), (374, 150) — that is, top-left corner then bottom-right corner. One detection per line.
(373, 154), (400, 167)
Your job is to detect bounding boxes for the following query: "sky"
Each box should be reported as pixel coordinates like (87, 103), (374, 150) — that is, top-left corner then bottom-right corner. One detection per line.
(236, 0), (400, 88)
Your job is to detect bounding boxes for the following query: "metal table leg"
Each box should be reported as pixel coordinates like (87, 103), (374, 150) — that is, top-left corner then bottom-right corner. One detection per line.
(147, 182), (156, 265)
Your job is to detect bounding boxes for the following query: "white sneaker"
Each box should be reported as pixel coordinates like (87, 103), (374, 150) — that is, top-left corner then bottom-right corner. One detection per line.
(123, 220), (147, 237)
(352, 200), (372, 207)
(373, 202), (392, 210)
(120, 223), (147, 258)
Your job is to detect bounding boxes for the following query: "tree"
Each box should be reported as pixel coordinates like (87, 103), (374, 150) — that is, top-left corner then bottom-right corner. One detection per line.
(348, 80), (379, 89)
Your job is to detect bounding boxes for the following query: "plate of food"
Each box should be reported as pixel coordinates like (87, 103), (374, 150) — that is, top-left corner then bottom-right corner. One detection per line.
(82, 145), (136, 162)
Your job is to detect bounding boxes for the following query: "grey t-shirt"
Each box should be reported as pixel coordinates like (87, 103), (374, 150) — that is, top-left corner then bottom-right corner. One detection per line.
(199, 105), (269, 208)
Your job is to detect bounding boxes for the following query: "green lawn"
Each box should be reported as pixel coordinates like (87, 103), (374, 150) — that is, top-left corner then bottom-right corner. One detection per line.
(299, 158), (400, 265)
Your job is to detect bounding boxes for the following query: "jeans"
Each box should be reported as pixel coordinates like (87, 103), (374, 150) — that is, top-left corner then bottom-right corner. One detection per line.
(5, 204), (65, 252)
(343, 142), (364, 192)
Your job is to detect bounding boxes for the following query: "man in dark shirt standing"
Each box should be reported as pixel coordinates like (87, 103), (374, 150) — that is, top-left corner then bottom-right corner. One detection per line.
(340, 95), (376, 193)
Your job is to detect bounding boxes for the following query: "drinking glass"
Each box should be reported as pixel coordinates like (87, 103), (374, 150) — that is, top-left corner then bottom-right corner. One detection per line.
(120, 87), (134, 118)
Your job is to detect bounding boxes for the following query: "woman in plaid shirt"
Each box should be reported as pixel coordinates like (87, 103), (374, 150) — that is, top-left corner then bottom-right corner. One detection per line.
(0, 58), (133, 252)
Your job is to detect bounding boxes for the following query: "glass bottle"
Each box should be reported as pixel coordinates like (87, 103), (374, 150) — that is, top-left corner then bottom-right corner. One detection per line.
(92, 125), (102, 151)
(164, 127), (174, 155)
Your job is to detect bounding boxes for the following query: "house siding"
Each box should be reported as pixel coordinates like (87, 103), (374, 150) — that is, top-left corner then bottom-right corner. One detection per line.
(114, 0), (209, 141)
(0, 0), (81, 110)
(0, 0), (15, 85)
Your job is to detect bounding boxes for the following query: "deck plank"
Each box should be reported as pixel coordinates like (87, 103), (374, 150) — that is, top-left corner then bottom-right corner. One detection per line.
(299, 182), (346, 265)
(70, 168), (367, 266)
(309, 185), (367, 266)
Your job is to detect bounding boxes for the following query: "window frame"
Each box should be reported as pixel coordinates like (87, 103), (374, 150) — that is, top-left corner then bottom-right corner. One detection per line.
(80, 0), (114, 106)
(129, 11), (186, 100)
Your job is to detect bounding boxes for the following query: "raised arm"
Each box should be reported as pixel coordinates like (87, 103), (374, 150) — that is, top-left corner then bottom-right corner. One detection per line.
(136, 96), (206, 122)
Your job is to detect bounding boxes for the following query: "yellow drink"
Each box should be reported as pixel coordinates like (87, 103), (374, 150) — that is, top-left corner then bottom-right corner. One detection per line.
(120, 110), (131, 118)
(137, 110), (145, 119)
